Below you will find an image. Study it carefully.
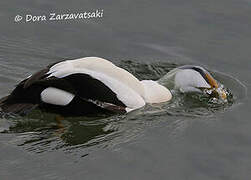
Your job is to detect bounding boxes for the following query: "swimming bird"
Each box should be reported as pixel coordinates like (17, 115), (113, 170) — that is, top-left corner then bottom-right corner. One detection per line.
(0, 57), (226, 116)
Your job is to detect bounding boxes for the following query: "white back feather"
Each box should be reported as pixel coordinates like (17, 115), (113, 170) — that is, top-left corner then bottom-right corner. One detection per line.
(48, 57), (145, 97)
(47, 57), (146, 110)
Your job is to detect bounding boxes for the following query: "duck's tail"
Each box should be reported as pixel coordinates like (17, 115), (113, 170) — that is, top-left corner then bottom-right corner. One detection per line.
(0, 95), (38, 116)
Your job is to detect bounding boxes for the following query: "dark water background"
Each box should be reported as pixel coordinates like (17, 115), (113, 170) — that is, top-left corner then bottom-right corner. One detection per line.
(0, 0), (251, 179)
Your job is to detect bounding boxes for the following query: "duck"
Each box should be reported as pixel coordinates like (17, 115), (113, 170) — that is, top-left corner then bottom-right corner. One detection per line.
(0, 57), (226, 116)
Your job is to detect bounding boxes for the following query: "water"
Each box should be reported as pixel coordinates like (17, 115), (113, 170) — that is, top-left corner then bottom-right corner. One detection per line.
(0, 0), (251, 179)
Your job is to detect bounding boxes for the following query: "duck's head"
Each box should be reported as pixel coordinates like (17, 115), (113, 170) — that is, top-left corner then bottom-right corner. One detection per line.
(158, 65), (227, 100)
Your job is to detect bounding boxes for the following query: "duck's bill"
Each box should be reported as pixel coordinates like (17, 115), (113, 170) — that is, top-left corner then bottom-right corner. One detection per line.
(199, 87), (227, 100)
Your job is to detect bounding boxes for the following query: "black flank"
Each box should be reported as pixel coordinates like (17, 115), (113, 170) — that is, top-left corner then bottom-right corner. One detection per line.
(0, 64), (126, 116)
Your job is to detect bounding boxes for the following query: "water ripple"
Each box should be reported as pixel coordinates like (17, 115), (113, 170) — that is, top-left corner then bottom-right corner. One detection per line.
(0, 59), (245, 156)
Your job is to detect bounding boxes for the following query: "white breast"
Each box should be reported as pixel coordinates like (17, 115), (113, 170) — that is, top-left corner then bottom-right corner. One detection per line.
(141, 80), (172, 103)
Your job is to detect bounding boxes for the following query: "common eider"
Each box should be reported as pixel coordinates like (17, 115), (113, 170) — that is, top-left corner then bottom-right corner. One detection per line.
(0, 57), (226, 116)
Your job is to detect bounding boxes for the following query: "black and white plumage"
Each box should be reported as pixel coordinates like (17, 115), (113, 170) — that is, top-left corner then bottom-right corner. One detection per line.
(0, 57), (225, 116)
(0, 57), (171, 116)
